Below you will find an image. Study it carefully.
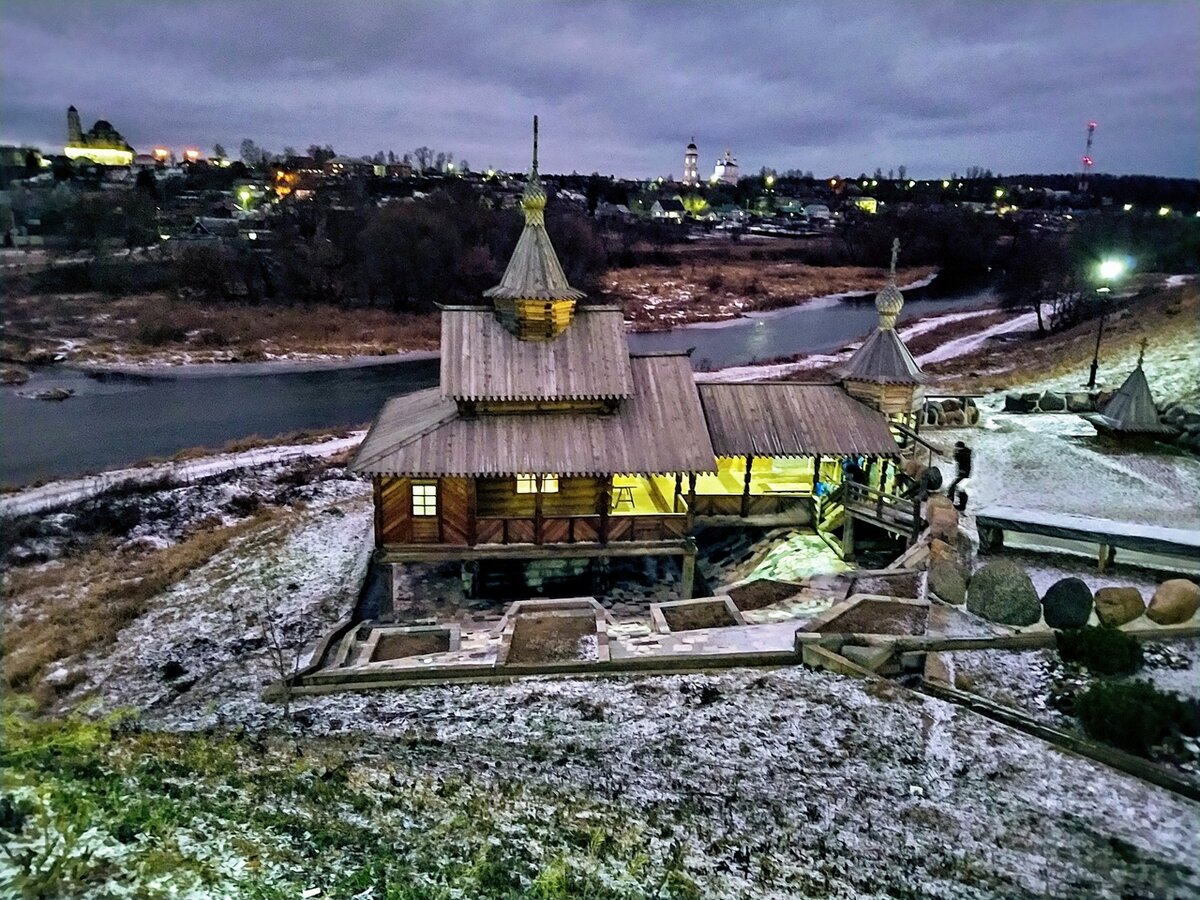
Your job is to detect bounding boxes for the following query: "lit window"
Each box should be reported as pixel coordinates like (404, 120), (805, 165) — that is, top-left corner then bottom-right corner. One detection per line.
(516, 474), (559, 494)
(412, 482), (437, 516)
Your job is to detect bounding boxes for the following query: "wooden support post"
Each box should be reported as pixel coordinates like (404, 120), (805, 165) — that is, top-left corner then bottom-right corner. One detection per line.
(599, 477), (611, 545)
(533, 478), (544, 545)
(674, 473), (683, 513)
(841, 515), (855, 560)
(741, 455), (754, 518)
(1098, 543), (1115, 572)
(372, 476), (383, 548)
(466, 478), (477, 546)
(680, 545), (696, 599)
(686, 473), (697, 532)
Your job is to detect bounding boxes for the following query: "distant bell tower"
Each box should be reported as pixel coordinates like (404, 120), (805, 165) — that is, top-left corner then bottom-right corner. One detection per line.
(683, 138), (699, 187)
(67, 105), (83, 145)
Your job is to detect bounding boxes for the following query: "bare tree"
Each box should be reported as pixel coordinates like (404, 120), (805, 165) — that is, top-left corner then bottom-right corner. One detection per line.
(259, 601), (301, 720)
(413, 146), (433, 171)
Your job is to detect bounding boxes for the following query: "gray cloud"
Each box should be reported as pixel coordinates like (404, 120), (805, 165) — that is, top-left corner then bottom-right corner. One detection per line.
(2, 0), (1196, 177)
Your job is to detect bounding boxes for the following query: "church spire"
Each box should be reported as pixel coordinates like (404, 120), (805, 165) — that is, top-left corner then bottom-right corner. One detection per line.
(483, 116), (585, 340)
(875, 237), (905, 330)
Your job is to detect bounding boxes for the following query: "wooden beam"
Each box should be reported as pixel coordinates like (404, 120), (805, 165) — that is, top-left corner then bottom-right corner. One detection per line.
(686, 473), (697, 532)
(534, 478), (544, 545)
(376, 539), (695, 565)
(741, 454), (754, 518)
(372, 476), (383, 549)
(599, 476), (611, 545)
(680, 545), (696, 599)
(674, 473), (682, 513)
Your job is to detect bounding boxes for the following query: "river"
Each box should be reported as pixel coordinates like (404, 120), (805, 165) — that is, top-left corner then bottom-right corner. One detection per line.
(1, 283), (997, 487)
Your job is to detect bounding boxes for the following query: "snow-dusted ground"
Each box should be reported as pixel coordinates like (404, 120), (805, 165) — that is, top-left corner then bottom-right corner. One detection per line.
(938, 412), (1200, 531)
(64, 493), (372, 719)
(0, 431), (364, 519)
(7, 458), (1198, 895)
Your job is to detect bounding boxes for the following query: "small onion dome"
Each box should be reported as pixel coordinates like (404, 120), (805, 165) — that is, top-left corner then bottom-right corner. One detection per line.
(875, 281), (904, 329)
(522, 175), (547, 212)
(687, 140), (697, 150)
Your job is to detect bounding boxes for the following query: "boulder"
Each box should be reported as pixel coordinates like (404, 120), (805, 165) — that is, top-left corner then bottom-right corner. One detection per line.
(902, 459), (927, 480)
(1094, 586), (1145, 627)
(1146, 579), (1200, 625)
(1004, 393), (1036, 413)
(929, 538), (957, 565)
(1065, 392), (1095, 412)
(1182, 412), (1200, 429)
(966, 560), (1041, 626)
(1039, 391), (1067, 412)
(1095, 390), (1114, 408)
(1041, 577), (1093, 629)
(966, 404), (981, 425)
(941, 398), (962, 413)
(943, 410), (966, 426)
(926, 495), (959, 542)
(929, 561), (968, 605)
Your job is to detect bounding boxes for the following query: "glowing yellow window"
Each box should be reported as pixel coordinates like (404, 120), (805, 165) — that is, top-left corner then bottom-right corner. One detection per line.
(516, 474), (559, 494)
(412, 482), (438, 516)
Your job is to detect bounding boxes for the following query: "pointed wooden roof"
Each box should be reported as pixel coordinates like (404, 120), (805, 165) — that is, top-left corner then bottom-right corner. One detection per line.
(350, 355), (715, 477)
(482, 116), (584, 302)
(1085, 351), (1174, 435)
(835, 238), (927, 385)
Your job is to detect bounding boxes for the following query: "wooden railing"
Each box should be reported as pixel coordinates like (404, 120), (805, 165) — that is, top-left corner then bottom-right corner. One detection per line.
(844, 482), (923, 543)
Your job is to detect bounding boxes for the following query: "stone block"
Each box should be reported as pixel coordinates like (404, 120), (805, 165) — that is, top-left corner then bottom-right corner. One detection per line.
(966, 560), (1040, 626)
(1041, 577), (1093, 629)
(1039, 391), (1067, 412)
(1094, 586), (1145, 627)
(1146, 579), (1200, 625)
(1065, 392), (1094, 412)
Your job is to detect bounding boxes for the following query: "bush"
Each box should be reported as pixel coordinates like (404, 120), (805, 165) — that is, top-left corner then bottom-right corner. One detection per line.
(1055, 625), (1142, 675)
(1075, 681), (1200, 756)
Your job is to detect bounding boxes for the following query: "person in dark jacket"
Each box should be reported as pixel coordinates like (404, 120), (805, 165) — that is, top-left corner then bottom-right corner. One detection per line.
(947, 441), (973, 510)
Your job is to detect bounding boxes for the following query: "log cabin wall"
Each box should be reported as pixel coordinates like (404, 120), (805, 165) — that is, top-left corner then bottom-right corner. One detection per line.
(476, 476), (602, 517)
(376, 475), (474, 546)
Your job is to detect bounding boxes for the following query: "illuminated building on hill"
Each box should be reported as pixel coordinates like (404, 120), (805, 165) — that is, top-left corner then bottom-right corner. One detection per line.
(682, 138), (699, 187)
(63, 105), (134, 166)
(713, 149), (739, 185)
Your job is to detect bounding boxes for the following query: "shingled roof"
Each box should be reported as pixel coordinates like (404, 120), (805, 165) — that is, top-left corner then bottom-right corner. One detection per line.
(836, 237), (928, 386)
(697, 382), (901, 458)
(440, 306), (633, 401)
(1084, 360), (1175, 436)
(351, 355), (716, 477)
(835, 327), (928, 385)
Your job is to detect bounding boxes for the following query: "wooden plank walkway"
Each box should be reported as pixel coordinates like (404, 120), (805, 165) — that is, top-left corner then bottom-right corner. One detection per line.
(977, 505), (1200, 567)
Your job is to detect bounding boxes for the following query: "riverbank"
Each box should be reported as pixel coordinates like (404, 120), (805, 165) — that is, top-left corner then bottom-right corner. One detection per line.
(2, 263), (936, 371)
(606, 262), (938, 332)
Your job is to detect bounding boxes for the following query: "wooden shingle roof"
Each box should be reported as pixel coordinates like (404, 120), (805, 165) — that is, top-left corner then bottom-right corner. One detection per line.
(352, 355), (716, 477)
(440, 306), (634, 401)
(834, 327), (928, 385)
(696, 382), (900, 458)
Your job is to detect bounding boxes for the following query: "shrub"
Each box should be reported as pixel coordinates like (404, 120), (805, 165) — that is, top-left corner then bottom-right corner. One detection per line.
(1055, 625), (1143, 675)
(1075, 681), (1200, 756)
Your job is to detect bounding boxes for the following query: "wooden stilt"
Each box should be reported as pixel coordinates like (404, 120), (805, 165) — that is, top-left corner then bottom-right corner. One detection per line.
(686, 473), (697, 532)
(680, 546), (696, 599)
(741, 454), (754, 518)
(841, 515), (855, 561)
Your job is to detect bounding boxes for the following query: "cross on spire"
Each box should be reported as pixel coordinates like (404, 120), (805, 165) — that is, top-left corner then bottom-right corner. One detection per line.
(1138, 336), (1148, 366)
(531, 115), (539, 177)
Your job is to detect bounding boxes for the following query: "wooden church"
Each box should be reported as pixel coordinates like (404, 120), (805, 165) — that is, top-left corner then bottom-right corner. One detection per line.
(351, 120), (928, 596)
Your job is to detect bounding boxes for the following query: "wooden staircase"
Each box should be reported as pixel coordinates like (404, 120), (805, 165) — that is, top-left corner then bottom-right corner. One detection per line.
(814, 481), (925, 560)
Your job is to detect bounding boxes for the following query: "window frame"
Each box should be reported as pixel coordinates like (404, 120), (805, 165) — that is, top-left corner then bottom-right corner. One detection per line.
(516, 474), (559, 494)
(411, 481), (438, 517)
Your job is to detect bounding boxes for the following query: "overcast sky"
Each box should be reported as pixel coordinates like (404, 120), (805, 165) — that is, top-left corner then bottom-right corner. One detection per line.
(3, 1), (1197, 179)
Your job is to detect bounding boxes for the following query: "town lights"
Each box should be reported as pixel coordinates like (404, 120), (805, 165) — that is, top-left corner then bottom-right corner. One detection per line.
(153, 147), (169, 160)
(1097, 259), (1125, 284)
(1123, 204), (1133, 212)
(994, 188), (1005, 199)
(942, 180), (950, 188)
(765, 175), (775, 187)
(1158, 206), (1171, 216)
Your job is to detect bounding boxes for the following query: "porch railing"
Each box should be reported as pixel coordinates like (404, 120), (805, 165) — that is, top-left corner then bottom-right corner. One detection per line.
(475, 512), (687, 546)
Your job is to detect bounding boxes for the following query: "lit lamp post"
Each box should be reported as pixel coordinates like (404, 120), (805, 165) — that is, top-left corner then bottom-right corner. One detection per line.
(1086, 258), (1127, 390)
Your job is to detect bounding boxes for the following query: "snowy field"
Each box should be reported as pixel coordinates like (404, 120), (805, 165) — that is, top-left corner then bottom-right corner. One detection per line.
(938, 411), (1200, 531)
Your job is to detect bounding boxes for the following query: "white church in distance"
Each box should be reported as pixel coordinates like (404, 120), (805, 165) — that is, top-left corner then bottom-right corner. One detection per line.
(682, 139), (740, 187)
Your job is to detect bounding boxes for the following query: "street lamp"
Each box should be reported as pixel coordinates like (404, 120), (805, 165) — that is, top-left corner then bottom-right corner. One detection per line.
(1086, 258), (1127, 389)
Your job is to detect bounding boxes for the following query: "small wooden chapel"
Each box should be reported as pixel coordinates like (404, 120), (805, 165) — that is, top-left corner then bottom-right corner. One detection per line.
(351, 119), (930, 597)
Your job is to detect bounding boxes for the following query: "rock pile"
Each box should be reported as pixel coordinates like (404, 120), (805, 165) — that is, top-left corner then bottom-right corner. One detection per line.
(1159, 401), (1200, 454)
(1003, 390), (1112, 414)
(922, 397), (980, 427)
